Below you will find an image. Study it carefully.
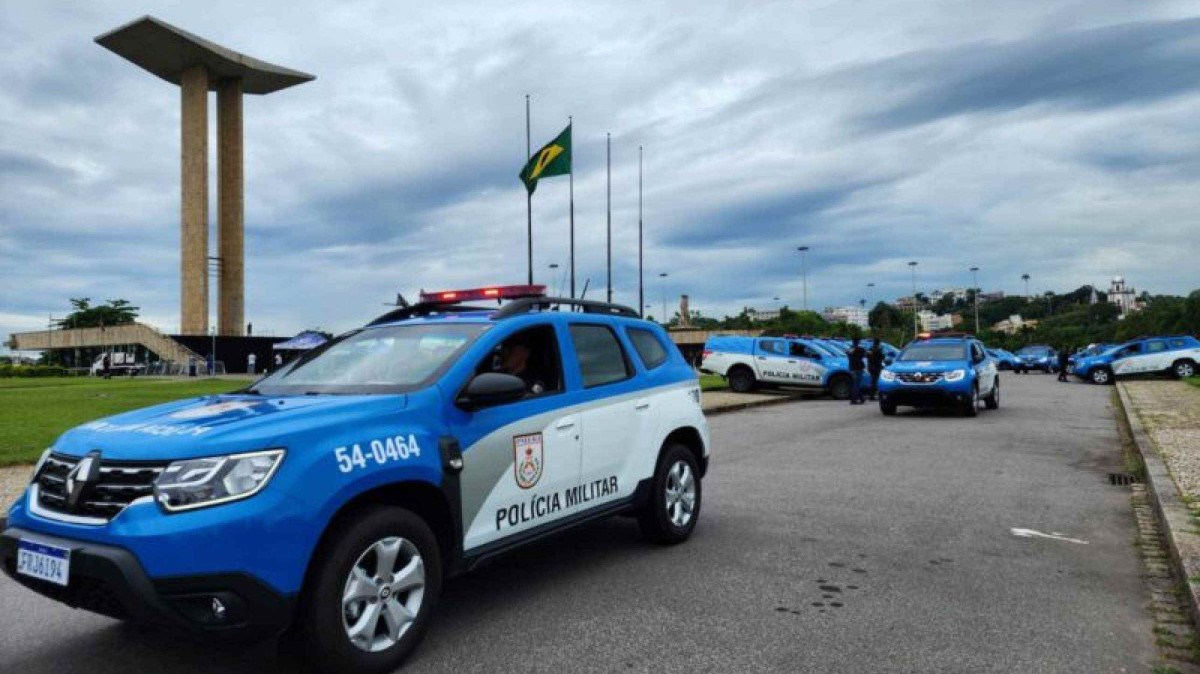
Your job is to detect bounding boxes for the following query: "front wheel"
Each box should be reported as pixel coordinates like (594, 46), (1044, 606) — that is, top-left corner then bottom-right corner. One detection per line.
(294, 507), (442, 674)
(1173, 360), (1196, 379)
(984, 379), (1000, 410)
(638, 444), (702, 544)
(1091, 367), (1112, 385)
(880, 398), (897, 416)
(962, 385), (979, 417)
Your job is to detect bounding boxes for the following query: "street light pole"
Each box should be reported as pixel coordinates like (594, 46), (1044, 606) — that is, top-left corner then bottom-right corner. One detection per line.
(1022, 273), (1031, 300)
(659, 272), (669, 326)
(969, 266), (980, 334)
(548, 263), (560, 297)
(908, 261), (919, 338)
(797, 246), (810, 312)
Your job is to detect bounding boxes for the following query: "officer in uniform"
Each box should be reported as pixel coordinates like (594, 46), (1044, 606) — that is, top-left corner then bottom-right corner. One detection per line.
(867, 338), (885, 400)
(1057, 345), (1071, 382)
(848, 337), (867, 405)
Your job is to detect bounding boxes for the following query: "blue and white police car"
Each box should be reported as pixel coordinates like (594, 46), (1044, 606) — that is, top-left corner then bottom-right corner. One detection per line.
(1014, 345), (1057, 374)
(1077, 335), (1200, 384)
(877, 337), (1000, 417)
(700, 334), (862, 398)
(986, 348), (1020, 371)
(1, 286), (710, 674)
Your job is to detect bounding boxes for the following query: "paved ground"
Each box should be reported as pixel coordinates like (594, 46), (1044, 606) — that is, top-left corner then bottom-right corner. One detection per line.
(1, 373), (1159, 672)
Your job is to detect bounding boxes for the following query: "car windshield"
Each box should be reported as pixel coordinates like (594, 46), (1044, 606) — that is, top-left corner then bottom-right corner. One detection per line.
(898, 343), (965, 361)
(820, 341), (847, 355)
(249, 323), (486, 395)
(1018, 346), (1051, 356)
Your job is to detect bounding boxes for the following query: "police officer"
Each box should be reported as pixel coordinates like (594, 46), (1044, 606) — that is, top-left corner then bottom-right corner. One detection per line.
(867, 338), (885, 400)
(1057, 345), (1071, 382)
(848, 337), (866, 405)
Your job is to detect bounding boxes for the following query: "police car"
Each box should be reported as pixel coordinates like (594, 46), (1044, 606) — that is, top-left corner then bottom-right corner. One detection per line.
(700, 334), (863, 398)
(877, 337), (1000, 417)
(1077, 335), (1200, 384)
(1, 286), (709, 674)
(985, 348), (1020, 371)
(1014, 345), (1057, 374)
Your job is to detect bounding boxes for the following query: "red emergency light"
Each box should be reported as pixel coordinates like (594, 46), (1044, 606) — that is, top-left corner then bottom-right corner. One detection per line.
(419, 285), (547, 304)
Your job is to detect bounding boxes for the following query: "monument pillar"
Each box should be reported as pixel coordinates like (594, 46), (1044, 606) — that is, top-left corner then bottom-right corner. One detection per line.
(217, 78), (244, 337)
(180, 65), (209, 336)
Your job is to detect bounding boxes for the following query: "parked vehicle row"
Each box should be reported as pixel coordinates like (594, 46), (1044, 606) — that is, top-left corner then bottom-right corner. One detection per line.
(700, 335), (884, 399)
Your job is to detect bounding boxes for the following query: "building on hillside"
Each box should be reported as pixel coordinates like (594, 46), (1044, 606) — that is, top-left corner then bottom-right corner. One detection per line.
(1107, 275), (1143, 317)
(893, 296), (920, 310)
(977, 290), (1005, 304)
(917, 310), (954, 332)
(822, 306), (869, 329)
(929, 288), (969, 304)
(992, 314), (1040, 335)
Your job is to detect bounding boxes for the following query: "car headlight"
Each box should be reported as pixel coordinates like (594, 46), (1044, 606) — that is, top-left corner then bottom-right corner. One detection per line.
(944, 369), (966, 382)
(154, 449), (285, 512)
(880, 370), (896, 382)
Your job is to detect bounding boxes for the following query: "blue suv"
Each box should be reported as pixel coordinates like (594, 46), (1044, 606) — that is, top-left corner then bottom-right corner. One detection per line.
(1, 286), (710, 674)
(1014, 345), (1057, 374)
(1075, 336), (1200, 384)
(878, 337), (1000, 417)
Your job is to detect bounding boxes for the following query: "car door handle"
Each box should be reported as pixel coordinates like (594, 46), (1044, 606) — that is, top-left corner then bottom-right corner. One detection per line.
(635, 399), (651, 410)
(555, 418), (576, 430)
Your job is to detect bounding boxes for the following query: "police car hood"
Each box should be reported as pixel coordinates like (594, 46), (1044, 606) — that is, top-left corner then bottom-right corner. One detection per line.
(52, 394), (408, 461)
(888, 360), (966, 374)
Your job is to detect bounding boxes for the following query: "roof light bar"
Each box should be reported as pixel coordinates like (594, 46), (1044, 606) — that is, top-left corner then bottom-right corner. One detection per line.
(419, 285), (547, 304)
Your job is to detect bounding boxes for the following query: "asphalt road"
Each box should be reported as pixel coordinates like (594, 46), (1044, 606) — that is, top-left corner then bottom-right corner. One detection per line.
(2, 373), (1155, 673)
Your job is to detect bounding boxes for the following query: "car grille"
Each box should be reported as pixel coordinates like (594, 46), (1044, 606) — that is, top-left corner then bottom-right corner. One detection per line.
(35, 453), (166, 521)
(897, 372), (943, 384)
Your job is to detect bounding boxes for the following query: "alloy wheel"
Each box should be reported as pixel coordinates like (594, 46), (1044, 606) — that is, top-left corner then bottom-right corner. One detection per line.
(664, 460), (696, 528)
(342, 537), (426, 653)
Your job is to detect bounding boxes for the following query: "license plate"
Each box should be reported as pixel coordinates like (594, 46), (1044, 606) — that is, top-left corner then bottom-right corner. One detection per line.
(16, 539), (71, 586)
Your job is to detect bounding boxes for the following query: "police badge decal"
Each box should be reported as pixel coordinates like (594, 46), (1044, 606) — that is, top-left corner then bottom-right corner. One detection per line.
(513, 432), (544, 489)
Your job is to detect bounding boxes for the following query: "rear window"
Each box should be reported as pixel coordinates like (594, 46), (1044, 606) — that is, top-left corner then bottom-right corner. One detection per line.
(628, 328), (669, 369)
(569, 324), (633, 387)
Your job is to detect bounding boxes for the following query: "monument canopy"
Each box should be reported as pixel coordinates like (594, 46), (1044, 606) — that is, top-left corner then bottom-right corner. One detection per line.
(95, 15), (315, 94)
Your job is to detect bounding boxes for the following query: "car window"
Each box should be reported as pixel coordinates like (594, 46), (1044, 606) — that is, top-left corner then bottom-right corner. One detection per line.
(1145, 340), (1167, 354)
(899, 343), (965, 361)
(627, 327), (669, 370)
(473, 324), (564, 399)
(1168, 339), (1187, 349)
(570, 324), (633, 387)
(759, 339), (787, 356)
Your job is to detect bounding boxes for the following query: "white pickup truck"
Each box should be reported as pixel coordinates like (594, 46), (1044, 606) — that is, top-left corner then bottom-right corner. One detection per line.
(90, 352), (145, 376)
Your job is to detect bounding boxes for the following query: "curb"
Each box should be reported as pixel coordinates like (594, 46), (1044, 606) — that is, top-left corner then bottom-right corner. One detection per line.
(703, 393), (804, 416)
(1117, 382), (1200, 625)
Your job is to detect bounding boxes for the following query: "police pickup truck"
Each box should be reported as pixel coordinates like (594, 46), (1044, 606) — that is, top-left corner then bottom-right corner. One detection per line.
(1077, 335), (1200, 384)
(1, 286), (710, 674)
(700, 334), (861, 398)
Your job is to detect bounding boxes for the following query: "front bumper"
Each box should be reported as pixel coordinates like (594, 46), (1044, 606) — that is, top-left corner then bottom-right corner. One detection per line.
(0, 526), (293, 638)
(879, 381), (972, 408)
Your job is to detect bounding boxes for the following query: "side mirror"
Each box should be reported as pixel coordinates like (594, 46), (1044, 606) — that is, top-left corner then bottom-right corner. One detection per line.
(884, 357), (894, 365)
(457, 372), (527, 410)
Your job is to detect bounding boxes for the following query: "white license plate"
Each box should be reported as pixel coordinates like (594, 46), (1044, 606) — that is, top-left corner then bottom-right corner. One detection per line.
(16, 539), (71, 586)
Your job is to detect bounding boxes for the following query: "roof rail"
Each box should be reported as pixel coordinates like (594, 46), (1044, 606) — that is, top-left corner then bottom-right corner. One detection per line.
(493, 296), (640, 319)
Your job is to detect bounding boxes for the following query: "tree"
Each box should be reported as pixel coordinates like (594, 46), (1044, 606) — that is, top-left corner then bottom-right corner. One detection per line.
(61, 298), (140, 329)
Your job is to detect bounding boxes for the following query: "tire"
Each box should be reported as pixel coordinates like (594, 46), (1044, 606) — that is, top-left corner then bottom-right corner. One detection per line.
(827, 374), (852, 400)
(962, 384), (979, 417)
(984, 379), (1000, 410)
(1173, 360), (1196, 380)
(293, 507), (442, 674)
(727, 366), (756, 393)
(880, 398), (897, 416)
(638, 444), (702, 544)
(1091, 367), (1113, 385)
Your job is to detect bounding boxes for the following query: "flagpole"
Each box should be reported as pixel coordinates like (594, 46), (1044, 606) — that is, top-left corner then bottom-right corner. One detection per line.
(606, 132), (612, 304)
(568, 117), (576, 299)
(638, 145), (644, 318)
(525, 94), (533, 285)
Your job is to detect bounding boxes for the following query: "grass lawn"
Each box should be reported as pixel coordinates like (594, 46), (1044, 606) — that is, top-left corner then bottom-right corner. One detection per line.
(0, 377), (250, 467)
(1187, 377), (1200, 390)
(699, 373), (728, 391)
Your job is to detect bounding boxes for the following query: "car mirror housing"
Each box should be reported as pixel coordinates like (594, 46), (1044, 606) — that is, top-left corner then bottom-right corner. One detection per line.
(457, 372), (527, 410)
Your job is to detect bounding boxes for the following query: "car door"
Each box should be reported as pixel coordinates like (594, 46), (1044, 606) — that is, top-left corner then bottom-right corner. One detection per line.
(972, 342), (996, 395)
(447, 321), (583, 552)
(753, 339), (793, 384)
(568, 321), (644, 510)
(1111, 343), (1145, 376)
(1140, 340), (1172, 373)
(788, 341), (827, 386)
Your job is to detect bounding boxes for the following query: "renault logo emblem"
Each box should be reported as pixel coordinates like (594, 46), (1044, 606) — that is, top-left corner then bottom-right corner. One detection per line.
(66, 450), (102, 511)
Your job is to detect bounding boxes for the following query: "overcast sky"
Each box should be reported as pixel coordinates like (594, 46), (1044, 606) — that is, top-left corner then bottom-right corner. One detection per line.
(3, 0), (1200, 346)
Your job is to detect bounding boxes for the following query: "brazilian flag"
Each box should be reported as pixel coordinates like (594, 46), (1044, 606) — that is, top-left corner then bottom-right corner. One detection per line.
(520, 124), (571, 195)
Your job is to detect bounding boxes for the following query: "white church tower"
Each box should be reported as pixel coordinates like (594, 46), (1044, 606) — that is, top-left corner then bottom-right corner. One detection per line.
(1108, 275), (1139, 317)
